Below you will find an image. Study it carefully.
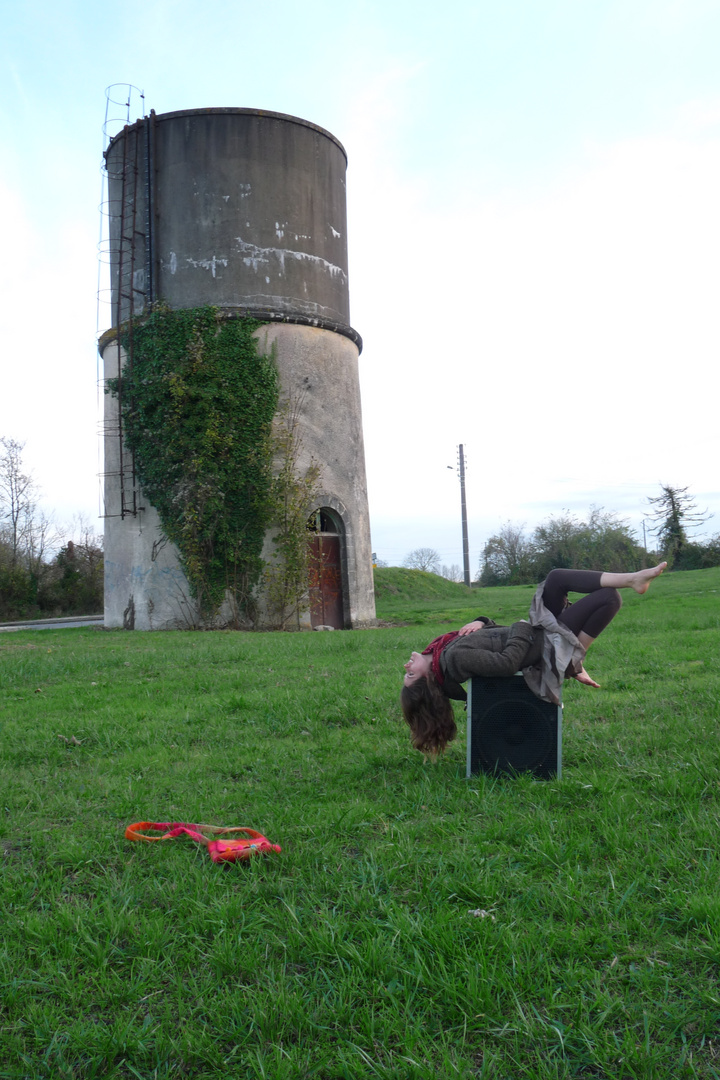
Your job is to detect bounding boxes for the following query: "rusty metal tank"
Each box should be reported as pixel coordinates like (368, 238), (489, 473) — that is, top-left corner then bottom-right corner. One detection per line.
(104, 108), (359, 342)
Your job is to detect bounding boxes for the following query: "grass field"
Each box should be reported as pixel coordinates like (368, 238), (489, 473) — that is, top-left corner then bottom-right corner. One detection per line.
(1, 567), (720, 1079)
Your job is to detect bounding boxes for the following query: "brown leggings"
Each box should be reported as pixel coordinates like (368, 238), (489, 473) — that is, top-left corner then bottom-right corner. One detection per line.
(541, 569), (622, 641)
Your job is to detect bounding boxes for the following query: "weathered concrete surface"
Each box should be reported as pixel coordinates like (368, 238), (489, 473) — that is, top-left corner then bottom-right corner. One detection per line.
(101, 108), (376, 631)
(101, 338), (197, 631)
(101, 325), (376, 630)
(256, 323), (376, 629)
(105, 109), (355, 336)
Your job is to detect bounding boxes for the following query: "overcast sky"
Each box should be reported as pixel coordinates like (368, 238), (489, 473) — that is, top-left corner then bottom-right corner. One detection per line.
(2, 0), (719, 569)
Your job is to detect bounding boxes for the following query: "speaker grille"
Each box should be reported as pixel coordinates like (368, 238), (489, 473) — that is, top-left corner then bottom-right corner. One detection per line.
(467, 676), (562, 779)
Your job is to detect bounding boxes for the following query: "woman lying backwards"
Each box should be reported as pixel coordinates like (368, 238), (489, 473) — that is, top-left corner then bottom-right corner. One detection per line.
(400, 563), (666, 757)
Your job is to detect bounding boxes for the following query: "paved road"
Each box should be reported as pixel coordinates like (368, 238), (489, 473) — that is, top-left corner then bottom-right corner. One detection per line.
(0, 616), (104, 633)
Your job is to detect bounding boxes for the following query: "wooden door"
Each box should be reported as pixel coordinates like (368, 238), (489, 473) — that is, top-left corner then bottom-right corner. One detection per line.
(308, 534), (344, 628)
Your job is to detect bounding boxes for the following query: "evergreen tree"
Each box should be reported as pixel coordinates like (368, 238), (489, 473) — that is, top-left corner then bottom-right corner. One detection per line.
(647, 485), (711, 567)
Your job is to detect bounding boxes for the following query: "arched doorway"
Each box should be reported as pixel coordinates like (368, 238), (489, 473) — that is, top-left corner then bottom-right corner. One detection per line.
(307, 509), (345, 628)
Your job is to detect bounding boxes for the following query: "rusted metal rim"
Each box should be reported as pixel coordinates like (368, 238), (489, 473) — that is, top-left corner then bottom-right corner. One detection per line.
(105, 107), (348, 163)
(98, 309), (362, 354)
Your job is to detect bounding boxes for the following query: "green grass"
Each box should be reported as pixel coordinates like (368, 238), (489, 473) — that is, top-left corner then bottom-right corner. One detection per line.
(1, 568), (720, 1078)
(372, 567), (533, 629)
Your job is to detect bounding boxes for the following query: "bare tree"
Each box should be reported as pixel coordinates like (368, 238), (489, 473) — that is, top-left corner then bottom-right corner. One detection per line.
(403, 548), (441, 573)
(0, 438), (37, 566)
(440, 563), (462, 582)
(24, 513), (61, 577)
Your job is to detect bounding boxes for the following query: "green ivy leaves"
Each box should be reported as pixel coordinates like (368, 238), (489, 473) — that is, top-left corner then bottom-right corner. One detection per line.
(108, 305), (279, 621)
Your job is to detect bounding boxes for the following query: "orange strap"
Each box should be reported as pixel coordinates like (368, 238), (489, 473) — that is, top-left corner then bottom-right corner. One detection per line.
(125, 822), (266, 843)
(125, 821), (281, 863)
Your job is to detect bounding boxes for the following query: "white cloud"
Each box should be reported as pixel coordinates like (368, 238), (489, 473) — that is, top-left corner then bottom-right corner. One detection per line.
(350, 113), (720, 562)
(0, 177), (102, 526)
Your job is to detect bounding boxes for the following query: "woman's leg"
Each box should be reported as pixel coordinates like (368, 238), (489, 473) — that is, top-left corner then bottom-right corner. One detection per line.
(541, 569), (619, 641)
(560, 590), (622, 643)
(541, 563), (666, 685)
(541, 569), (603, 619)
(542, 564), (666, 642)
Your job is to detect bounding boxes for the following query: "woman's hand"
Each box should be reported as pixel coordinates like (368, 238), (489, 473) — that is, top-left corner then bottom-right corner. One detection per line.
(457, 620), (487, 637)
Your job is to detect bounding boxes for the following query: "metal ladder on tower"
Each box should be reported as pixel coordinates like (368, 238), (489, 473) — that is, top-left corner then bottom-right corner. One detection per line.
(112, 110), (156, 518)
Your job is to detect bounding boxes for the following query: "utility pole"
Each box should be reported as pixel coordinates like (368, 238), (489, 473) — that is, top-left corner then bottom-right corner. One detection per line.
(641, 519), (649, 568)
(458, 444), (471, 587)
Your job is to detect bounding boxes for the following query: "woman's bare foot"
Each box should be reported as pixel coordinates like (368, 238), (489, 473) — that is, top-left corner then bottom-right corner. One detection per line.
(630, 561), (667, 594)
(600, 562), (667, 594)
(573, 666), (600, 688)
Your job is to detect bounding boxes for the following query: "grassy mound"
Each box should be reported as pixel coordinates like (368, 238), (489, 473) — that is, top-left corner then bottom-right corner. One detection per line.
(374, 566), (537, 627)
(373, 566), (473, 601)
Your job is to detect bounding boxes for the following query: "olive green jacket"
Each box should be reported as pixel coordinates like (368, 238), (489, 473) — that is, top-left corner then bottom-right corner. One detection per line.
(439, 621), (540, 701)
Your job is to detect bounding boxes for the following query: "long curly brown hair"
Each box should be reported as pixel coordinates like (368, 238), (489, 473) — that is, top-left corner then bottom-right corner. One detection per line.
(400, 675), (456, 756)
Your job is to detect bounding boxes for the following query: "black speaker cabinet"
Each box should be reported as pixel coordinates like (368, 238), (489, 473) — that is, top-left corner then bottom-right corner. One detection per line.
(466, 675), (562, 780)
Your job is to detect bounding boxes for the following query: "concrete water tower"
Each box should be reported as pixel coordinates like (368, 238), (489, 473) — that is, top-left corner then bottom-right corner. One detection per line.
(99, 107), (376, 630)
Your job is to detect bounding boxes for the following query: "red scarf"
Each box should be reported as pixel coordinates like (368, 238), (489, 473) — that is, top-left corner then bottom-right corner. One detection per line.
(422, 631), (460, 685)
